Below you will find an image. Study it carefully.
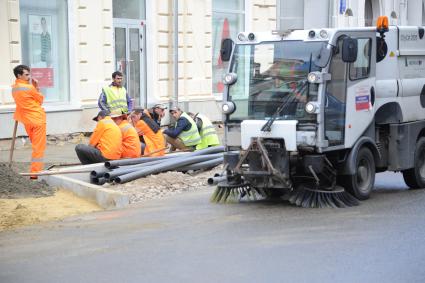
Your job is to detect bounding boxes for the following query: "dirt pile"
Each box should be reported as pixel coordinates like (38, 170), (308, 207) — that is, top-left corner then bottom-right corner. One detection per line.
(0, 163), (55, 199)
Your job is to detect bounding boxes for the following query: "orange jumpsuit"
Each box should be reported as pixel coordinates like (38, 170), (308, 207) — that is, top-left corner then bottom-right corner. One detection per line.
(134, 120), (166, 156)
(119, 120), (141, 158)
(12, 79), (46, 174)
(89, 116), (122, 160)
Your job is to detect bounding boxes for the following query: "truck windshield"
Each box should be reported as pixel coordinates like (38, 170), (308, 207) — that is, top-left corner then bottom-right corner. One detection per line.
(227, 41), (326, 122)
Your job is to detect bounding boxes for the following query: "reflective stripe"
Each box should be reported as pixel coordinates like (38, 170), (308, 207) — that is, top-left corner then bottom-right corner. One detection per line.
(202, 131), (217, 137)
(179, 112), (202, 146)
(31, 157), (44, 162)
(12, 87), (32, 92)
(103, 86), (128, 113)
(120, 124), (132, 133)
(101, 119), (114, 124)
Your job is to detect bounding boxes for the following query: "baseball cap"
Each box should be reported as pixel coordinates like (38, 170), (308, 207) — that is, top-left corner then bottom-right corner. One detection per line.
(169, 106), (180, 113)
(92, 110), (110, 121)
(153, 104), (167, 110)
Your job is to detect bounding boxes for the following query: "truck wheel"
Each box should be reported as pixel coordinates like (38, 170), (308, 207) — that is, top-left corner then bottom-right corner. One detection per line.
(342, 147), (375, 200)
(402, 137), (425, 189)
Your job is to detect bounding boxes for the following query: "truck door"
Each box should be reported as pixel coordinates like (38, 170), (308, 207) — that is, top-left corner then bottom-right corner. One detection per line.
(324, 33), (376, 149)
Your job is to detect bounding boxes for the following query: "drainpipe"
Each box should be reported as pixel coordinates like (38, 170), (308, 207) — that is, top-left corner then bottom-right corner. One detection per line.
(173, 0), (179, 106)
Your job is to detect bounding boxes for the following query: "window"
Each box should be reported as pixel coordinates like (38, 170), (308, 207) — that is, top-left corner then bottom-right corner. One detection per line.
(349, 38), (371, 80)
(277, 0), (304, 30)
(19, 0), (70, 103)
(212, 0), (245, 96)
(113, 0), (146, 20)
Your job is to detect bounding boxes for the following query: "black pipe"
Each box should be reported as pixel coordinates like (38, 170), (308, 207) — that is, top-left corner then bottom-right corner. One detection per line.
(177, 157), (223, 172)
(90, 176), (106, 185)
(207, 175), (227, 185)
(104, 159), (166, 180)
(105, 145), (224, 168)
(90, 168), (111, 178)
(115, 153), (223, 184)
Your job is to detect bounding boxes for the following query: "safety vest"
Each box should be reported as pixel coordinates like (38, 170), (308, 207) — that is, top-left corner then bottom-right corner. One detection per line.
(178, 112), (201, 147)
(195, 114), (220, 150)
(102, 85), (128, 113)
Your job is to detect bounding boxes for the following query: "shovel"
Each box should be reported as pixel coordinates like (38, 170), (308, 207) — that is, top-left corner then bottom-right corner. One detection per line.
(8, 121), (18, 167)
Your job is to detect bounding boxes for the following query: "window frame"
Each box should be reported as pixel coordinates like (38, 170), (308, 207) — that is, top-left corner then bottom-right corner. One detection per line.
(348, 37), (372, 81)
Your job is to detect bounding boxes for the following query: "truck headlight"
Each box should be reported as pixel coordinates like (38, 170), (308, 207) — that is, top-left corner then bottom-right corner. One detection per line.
(222, 101), (236, 114)
(305, 102), (320, 114)
(223, 73), (237, 85)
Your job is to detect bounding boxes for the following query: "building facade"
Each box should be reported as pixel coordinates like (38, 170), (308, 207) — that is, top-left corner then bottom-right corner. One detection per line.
(0, 0), (424, 138)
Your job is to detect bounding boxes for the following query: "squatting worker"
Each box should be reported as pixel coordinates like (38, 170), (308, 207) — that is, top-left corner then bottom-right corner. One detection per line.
(163, 106), (201, 151)
(130, 108), (166, 156)
(75, 110), (122, 164)
(110, 110), (141, 158)
(11, 65), (46, 178)
(188, 112), (220, 150)
(149, 104), (167, 127)
(98, 71), (133, 114)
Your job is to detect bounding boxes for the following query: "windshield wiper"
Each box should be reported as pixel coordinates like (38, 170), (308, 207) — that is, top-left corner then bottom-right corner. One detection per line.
(261, 80), (308, 132)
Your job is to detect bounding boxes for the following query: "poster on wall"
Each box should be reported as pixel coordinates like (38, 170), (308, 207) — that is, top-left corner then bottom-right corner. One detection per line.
(28, 14), (54, 88)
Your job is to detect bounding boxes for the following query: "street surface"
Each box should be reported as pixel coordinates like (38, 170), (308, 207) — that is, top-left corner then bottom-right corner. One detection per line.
(1, 171), (425, 283)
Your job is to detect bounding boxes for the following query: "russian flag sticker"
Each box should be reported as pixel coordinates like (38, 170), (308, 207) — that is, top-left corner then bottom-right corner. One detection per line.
(355, 95), (370, 111)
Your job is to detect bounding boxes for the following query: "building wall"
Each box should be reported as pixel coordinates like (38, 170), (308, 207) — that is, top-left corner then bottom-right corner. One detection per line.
(2, 0), (425, 139)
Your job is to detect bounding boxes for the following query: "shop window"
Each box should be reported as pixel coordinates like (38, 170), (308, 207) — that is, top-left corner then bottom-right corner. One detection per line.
(212, 0), (245, 96)
(19, 0), (70, 103)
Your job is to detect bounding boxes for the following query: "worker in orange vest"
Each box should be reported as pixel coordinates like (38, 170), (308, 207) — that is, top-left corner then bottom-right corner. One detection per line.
(75, 110), (122, 164)
(11, 65), (46, 179)
(130, 108), (166, 156)
(110, 111), (141, 158)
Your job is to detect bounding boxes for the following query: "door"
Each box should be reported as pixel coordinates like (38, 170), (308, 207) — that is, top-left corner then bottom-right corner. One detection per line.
(324, 33), (376, 149)
(113, 20), (146, 108)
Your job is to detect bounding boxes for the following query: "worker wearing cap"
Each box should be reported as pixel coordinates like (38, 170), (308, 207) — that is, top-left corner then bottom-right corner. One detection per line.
(75, 110), (122, 164)
(130, 108), (166, 156)
(11, 65), (46, 178)
(147, 104), (167, 127)
(163, 106), (201, 151)
(98, 71), (133, 114)
(110, 111), (141, 158)
(188, 112), (220, 150)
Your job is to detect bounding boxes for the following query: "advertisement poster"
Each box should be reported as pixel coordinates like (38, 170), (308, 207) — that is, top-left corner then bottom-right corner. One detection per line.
(28, 14), (54, 88)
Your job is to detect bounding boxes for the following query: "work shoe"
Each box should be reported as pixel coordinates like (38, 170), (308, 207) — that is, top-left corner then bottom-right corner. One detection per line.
(30, 176), (38, 180)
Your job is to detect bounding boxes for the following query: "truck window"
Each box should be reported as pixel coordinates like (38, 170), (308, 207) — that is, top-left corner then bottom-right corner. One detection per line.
(349, 38), (371, 80)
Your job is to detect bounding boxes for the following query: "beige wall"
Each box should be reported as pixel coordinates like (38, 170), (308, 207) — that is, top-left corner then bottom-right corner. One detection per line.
(0, 0), (21, 108)
(251, 0), (277, 32)
(155, 0), (214, 107)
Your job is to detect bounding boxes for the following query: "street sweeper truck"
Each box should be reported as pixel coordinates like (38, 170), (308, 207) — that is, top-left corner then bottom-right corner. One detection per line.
(211, 16), (425, 208)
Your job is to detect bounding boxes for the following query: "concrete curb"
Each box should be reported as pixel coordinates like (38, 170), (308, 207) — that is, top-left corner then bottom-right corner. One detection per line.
(40, 174), (129, 209)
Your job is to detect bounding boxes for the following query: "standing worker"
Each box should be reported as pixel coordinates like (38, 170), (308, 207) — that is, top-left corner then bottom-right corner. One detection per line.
(11, 65), (46, 179)
(75, 110), (122, 164)
(163, 106), (201, 151)
(130, 108), (166, 156)
(110, 111), (141, 158)
(98, 71), (133, 113)
(188, 112), (220, 150)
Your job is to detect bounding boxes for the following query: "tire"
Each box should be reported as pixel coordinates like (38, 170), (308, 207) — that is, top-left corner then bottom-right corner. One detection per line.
(402, 137), (425, 189)
(342, 147), (375, 200)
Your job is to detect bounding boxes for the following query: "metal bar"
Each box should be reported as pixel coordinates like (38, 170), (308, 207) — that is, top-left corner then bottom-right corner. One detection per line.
(173, 0), (178, 105)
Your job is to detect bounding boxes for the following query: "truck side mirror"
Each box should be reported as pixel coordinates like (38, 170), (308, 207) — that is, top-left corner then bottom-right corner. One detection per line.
(220, 38), (233, 62)
(342, 37), (358, 63)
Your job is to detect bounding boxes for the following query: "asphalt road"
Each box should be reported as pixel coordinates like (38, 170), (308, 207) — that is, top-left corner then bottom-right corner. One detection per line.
(1, 171), (425, 283)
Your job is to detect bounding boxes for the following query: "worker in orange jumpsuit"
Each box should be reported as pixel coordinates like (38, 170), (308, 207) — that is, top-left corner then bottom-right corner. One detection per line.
(110, 111), (141, 158)
(11, 65), (46, 178)
(130, 108), (166, 156)
(75, 110), (122, 164)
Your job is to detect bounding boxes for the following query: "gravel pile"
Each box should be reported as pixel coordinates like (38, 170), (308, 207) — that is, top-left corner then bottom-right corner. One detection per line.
(104, 166), (223, 203)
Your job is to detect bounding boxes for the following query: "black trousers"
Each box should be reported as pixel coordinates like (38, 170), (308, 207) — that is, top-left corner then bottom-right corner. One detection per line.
(75, 144), (109, 164)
